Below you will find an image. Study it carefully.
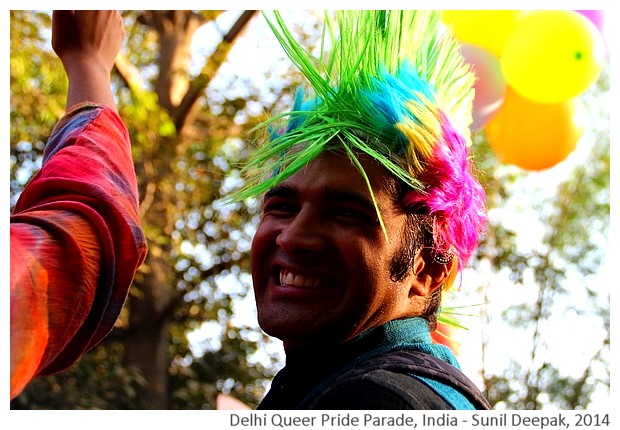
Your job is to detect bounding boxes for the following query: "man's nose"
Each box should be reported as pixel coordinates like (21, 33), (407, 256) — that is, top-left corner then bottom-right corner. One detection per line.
(276, 207), (325, 255)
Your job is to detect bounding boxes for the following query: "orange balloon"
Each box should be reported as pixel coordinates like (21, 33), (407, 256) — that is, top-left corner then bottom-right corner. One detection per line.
(485, 86), (583, 171)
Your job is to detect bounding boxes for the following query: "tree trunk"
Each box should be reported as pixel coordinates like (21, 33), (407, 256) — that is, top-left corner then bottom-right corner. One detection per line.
(125, 254), (175, 409)
(125, 132), (177, 408)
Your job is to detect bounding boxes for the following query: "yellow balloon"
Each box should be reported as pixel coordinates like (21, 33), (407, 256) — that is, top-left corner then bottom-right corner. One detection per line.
(501, 10), (606, 104)
(485, 86), (582, 171)
(441, 10), (528, 57)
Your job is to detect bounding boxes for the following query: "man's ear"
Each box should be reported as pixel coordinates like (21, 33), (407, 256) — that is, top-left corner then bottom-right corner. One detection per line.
(409, 251), (456, 298)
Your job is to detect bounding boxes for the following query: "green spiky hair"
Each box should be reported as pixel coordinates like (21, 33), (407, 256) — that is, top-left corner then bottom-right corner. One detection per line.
(230, 10), (478, 242)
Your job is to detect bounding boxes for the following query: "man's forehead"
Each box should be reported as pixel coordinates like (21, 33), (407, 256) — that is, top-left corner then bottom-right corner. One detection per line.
(264, 151), (408, 215)
(296, 151), (393, 183)
(265, 182), (376, 207)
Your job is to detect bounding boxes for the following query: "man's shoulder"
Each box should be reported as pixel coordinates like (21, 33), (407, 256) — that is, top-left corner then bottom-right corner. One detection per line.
(306, 349), (491, 410)
(310, 367), (453, 409)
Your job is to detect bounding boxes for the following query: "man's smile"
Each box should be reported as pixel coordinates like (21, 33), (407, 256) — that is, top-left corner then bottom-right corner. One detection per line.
(278, 268), (329, 289)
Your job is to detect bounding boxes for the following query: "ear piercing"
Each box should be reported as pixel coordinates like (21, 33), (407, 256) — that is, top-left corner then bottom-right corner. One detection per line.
(418, 245), (455, 265)
(433, 251), (454, 265)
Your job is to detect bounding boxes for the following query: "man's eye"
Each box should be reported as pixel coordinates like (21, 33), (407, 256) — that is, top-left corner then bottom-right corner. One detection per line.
(263, 201), (297, 215)
(337, 209), (361, 218)
(333, 208), (372, 223)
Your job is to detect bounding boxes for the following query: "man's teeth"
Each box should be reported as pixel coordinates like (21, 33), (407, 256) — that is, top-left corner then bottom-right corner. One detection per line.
(279, 269), (323, 288)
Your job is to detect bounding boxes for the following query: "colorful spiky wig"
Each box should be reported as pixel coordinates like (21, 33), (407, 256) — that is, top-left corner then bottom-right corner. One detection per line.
(231, 10), (487, 288)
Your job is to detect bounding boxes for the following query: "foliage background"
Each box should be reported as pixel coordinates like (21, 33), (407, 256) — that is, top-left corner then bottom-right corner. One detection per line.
(9, 10), (610, 410)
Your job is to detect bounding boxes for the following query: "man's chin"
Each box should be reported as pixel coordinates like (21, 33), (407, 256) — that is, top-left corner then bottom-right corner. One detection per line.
(259, 319), (325, 346)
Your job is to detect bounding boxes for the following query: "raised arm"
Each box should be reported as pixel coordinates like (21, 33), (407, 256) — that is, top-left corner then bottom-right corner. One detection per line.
(10, 11), (146, 400)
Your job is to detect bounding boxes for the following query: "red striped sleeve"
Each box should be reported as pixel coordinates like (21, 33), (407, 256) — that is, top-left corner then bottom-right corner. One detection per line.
(10, 103), (147, 399)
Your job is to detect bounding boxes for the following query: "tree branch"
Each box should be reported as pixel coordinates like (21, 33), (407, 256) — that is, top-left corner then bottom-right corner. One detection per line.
(114, 51), (148, 99)
(173, 10), (258, 134)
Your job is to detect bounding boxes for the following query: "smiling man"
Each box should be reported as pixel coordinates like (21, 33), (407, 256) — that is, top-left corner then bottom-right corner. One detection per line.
(231, 11), (490, 409)
(252, 152), (447, 350)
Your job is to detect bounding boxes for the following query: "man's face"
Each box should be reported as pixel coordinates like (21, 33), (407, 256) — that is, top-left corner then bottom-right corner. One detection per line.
(250, 151), (418, 349)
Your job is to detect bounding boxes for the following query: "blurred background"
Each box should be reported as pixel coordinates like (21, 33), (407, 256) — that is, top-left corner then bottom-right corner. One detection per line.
(9, 10), (610, 410)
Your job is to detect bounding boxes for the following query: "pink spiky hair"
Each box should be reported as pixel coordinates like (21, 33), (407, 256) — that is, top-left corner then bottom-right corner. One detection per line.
(401, 109), (488, 274)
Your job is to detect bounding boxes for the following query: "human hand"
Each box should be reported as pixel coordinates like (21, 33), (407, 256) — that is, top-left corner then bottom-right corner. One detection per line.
(52, 10), (124, 80)
(51, 10), (125, 111)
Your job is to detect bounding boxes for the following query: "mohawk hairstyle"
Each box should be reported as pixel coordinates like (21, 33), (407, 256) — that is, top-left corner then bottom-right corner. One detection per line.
(231, 10), (487, 284)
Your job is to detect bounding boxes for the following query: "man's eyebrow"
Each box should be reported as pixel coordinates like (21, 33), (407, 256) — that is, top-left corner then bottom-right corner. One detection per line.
(264, 184), (298, 201)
